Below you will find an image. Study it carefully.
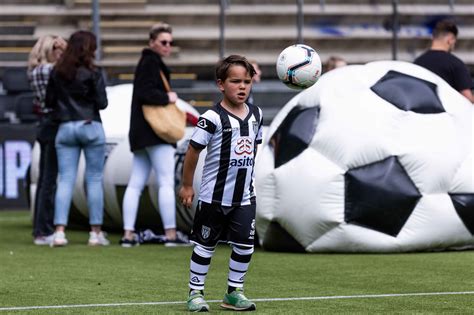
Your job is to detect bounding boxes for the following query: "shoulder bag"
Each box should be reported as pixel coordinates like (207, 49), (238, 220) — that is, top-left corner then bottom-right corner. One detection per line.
(142, 71), (186, 143)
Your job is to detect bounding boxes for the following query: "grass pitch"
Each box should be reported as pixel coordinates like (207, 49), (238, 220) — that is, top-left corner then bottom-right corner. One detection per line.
(1, 210), (474, 314)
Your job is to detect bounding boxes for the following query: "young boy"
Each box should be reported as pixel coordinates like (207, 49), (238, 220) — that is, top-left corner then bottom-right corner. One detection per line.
(179, 55), (262, 312)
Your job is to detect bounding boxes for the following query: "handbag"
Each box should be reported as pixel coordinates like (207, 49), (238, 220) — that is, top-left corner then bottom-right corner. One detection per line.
(142, 71), (186, 143)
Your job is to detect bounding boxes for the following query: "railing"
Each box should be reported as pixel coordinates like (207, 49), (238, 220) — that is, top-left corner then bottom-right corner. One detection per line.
(88, 0), (459, 62)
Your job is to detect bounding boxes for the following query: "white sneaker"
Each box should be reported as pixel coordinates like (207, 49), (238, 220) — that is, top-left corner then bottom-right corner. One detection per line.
(50, 231), (68, 247)
(88, 231), (110, 246)
(34, 234), (54, 246)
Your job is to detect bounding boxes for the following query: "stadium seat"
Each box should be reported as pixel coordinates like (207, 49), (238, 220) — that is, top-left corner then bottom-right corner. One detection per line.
(0, 68), (32, 117)
(2, 68), (31, 94)
(14, 92), (37, 123)
(0, 94), (16, 117)
(0, 101), (9, 123)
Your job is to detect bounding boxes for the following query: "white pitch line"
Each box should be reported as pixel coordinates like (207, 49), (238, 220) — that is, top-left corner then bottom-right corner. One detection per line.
(1, 291), (474, 312)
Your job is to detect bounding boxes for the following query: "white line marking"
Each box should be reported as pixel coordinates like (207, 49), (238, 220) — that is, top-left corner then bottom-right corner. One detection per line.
(1, 291), (474, 311)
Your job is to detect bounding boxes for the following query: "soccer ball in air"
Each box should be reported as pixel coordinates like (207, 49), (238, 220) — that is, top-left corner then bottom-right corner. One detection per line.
(256, 60), (474, 253)
(276, 44), (322, 90)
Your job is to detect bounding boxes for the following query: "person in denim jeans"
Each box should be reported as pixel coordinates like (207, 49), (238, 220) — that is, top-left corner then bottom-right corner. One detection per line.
(45, 30), (109, 247)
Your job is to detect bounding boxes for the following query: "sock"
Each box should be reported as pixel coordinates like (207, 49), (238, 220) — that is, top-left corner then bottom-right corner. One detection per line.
(189, 245), (215, 291)
(189, 289), (204, 296)
(227, 285), (237, 294)
(227, 245), (254, 291)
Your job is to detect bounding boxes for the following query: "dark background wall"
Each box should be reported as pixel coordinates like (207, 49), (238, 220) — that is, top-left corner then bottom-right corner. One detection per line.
(0, 124), (36, 210)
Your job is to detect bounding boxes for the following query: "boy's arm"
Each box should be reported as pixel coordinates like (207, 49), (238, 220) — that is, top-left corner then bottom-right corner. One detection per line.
(179, 144), (202, 208)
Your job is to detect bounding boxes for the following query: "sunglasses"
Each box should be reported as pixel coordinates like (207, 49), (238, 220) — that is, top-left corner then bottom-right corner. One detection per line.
(160, 40), (174, 46)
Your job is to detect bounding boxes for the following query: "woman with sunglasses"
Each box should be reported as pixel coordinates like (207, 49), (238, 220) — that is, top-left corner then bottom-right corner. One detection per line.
(121, 22), (188, 247)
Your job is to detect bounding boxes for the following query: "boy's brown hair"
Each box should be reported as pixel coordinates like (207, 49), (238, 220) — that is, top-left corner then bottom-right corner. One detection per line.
(215, 55), (256, 82)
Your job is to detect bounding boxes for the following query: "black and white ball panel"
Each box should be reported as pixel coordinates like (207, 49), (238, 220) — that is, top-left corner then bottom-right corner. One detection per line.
(371, 70), (445, 114)
(256, 61), (474, 252)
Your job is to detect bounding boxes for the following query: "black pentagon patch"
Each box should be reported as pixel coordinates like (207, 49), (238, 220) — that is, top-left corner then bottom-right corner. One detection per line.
(271, 105), (319, 168)
(262, 221), (306, 252)
(449, 194), (474, 235)
(370, 70), (445, 114)
(345, 156), (421, 237)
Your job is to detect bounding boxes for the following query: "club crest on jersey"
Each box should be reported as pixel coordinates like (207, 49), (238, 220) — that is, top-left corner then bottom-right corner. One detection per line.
(252, 121), (259, 134)
(235, 137), (253, 155)
(201, 225), (211, 239)
(197, 118), (208, 129)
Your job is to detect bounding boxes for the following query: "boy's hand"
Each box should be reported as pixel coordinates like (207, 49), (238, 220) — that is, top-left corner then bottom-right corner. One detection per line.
(179, 185), (194, 208)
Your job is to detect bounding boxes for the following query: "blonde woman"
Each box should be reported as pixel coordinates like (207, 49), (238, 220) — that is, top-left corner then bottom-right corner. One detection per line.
(27, 35), (66, 245)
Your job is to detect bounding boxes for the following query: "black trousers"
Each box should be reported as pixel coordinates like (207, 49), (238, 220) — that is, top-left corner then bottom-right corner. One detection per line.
(32, 119), (58, 237)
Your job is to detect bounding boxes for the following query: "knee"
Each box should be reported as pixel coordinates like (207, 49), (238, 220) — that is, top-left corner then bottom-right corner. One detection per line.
(125, 185), (144, 197)
(232, 245), (254, 256)
(156, 173), (174, 188)
(194, 244), (216, 258)
(86, 172), (103, 182)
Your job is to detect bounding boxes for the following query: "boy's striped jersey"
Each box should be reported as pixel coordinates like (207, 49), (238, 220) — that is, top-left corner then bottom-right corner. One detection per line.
(189, 103), (263, 207)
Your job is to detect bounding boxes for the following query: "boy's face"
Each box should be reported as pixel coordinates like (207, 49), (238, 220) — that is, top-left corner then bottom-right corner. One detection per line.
(217, 65), (252, 107)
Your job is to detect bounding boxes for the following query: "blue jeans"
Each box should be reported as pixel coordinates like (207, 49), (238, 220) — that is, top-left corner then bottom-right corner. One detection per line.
(54, 120), (105, 226)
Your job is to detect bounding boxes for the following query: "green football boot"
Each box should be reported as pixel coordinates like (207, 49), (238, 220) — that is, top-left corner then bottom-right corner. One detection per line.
(220, 288), (256, 311)
(187, 290), (209, 312)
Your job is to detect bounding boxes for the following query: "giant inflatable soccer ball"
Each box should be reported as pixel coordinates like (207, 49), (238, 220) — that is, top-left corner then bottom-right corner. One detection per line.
(256, 60), (474, 252)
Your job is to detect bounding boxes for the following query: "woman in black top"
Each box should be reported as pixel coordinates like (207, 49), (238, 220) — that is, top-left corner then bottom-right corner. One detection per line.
(46, 30), (109, 247)
(121, 23), (188, 247)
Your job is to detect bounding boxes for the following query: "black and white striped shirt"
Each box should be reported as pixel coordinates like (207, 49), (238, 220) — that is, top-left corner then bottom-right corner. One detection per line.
(190, 103), (263, 206)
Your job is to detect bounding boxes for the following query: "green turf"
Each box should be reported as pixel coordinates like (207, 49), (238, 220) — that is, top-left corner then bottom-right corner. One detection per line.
(1, 210), (474, 314)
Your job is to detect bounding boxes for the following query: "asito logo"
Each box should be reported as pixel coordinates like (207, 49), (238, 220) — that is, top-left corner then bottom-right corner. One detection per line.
(230, 137), (254, 167)
(234, 137), (252, 155)
(230, 156), (254, 167)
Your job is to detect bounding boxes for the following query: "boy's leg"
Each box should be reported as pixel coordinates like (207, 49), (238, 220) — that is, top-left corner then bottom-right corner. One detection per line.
(187, 244), (215, 312)
(189, 245), (215, 291)
(220, 245), (256, 311)
(227, 245), (254, 291)
(187, 201), (224, 312)
(220, 204), (256, 311)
